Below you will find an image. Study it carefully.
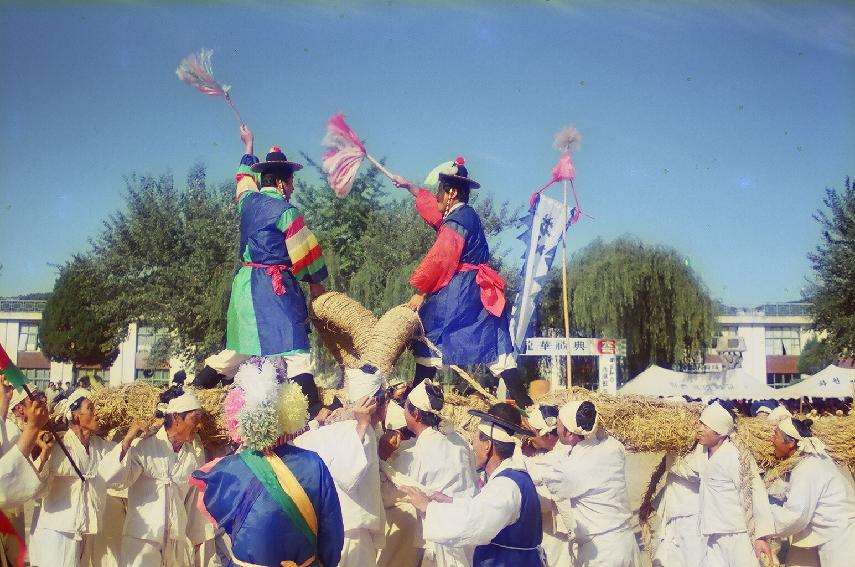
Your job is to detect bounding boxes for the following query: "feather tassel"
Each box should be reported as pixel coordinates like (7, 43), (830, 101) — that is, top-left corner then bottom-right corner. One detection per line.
(176, 48), (243, 124)
(322, 113), (392, 197)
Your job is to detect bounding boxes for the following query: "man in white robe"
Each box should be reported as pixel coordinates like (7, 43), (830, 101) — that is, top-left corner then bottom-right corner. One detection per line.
(403, 379), (479, 567)
(100, 390), (206, 567)
(695, 401), (774, 567)
(652, 444), (707, 567)
(538, 400), (641, 567)
(30, 389), (119, 567)
(293, 367), (387, 567)
(769, 416), (855, 567)
(1, 382), (50, 567)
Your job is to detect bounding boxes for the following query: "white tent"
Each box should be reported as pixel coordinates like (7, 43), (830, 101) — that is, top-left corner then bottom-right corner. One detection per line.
(619, 365), (780, 400)
(778, 365), (855, 399)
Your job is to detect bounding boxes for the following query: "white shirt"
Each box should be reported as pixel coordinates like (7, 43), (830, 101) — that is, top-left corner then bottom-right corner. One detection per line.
(519, 444), (574, 536)
(100, 427), (205, 544)
(409, 428), (479, 499)
(423, 458), (524, 549)
(294, 420), (386, 538)
(698, 438), (774, 538)
(660, 445), (705, 521)
(541, 432), (633, 541)
(0, 418), (40, 510)
(35, 430), (117, 536)
(771, 453), (855, 546)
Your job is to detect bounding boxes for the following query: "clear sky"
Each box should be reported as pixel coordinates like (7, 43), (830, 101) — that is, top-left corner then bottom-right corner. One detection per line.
(1, 1), (853, 307)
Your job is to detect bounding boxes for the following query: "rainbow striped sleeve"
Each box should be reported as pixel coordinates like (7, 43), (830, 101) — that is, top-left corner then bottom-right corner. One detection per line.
(236, 154), (261, 203)
(277, 206), (328, 284)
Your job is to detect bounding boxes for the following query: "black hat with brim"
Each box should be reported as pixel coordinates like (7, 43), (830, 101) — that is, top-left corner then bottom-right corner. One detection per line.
(468, 409), (534, 437)
(250, 146), (303, 174)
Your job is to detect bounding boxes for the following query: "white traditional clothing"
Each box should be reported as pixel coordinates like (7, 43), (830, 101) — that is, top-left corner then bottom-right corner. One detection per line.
(100, 427), (206, 567)
(698, 439), (774, 567)
(539, 432), (641, 567)
(0, 418), (36, 567)
(409, 427), (480, 567)
(770, 454), (855, 567)
(377, 438), (421, 567)
(29, 430), (118, 567)
(519, 446), (573, 567)
(294, 420), (385, 567)
(653, 445), (707, 567)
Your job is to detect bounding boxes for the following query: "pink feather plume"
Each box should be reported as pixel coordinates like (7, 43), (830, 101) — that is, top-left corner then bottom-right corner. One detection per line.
(322, 113), (368, 197)
(176, 49), (229, 97)
(551, 150), (576, 182)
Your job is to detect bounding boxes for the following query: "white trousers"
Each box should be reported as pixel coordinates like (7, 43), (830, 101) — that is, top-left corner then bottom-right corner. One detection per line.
(653, 514), (707, 567)
(29, 528), (95, 567)
(817, 521), (855, 567)
(541, 528), (572, 567)
(120, 536), (193, 567)
(702, 532), (760, 567)
(341, 528), (379, 567)
(377, 503), (421, 567)
(420, 542), (474, 567)
(576, 528), (642, 567)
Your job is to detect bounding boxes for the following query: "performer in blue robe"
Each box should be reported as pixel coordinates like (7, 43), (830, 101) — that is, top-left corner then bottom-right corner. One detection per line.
(391, 159), (532, 409)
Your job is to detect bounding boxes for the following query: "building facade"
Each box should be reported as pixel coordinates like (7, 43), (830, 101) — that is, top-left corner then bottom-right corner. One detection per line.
(0, 298), (180, 391)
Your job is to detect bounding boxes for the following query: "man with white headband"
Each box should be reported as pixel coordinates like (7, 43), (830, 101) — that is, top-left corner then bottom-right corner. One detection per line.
(518, 404), (572, 567)
(401, 379), (478, 566)
(403, 403), (543, 567)
(294, 365), (386, 566)
(695, 400), (774, 566)
(28, 388), (124, 567)
(101, 388), (206, 567)
(769, 417), (855, 566)
(538, 400), (640, 566)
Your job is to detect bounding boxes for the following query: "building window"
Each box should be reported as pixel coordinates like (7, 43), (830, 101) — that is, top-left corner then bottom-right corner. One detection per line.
(767, 373), (800, 389)
(720, 326), (738, 337)
(22, 368), (50, 391)
(135, 368), (170, 386)
(765, 326), (801, 356)
(136, 326), (168, 353)
(17, 322), (39, 352)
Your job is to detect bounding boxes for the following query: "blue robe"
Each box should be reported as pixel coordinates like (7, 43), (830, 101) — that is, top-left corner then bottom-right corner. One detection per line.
(191, 444), (344, 567)
(473, 468), (543, 567)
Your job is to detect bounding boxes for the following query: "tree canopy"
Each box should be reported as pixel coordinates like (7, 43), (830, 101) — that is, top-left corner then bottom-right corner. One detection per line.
(540, 237), (717, 377)
(807, 176), (855, 360)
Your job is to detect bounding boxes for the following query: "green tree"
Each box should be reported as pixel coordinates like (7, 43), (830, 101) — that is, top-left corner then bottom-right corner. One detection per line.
(540, 237), (717, 377)
(39, 255), (123, 367)
(797, 336), (834, 375)
(807, 176), (855, 359)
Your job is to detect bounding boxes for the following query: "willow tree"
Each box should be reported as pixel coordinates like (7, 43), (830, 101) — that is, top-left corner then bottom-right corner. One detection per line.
(541, 237), (717, 377)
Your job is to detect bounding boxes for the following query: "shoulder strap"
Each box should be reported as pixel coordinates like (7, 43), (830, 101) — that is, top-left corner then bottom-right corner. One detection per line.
(239, 450), (318, 550)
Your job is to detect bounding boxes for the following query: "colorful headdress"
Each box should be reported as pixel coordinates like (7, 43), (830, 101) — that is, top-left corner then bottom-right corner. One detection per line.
(223, 357), (309, 450)
(423, 157), (480, 190)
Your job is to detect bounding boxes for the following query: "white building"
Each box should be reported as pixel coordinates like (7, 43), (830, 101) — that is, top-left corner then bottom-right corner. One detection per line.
(0, 298), (180, 391)
(712, 302), (816, 389)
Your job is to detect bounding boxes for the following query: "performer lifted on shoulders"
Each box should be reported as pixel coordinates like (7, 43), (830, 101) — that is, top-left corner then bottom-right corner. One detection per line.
(391, 160), (532, 410)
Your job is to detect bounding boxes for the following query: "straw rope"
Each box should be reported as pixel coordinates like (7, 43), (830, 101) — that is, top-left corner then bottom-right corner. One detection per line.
(310, 292), (378, 368)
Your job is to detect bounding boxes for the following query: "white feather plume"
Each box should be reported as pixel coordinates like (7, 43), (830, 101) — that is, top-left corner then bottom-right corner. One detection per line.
(553, 126), (582, 151)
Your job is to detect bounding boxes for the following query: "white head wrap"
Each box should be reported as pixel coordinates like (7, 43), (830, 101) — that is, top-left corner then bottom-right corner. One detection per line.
(64, 388), (92, 420)
(558, 400), (598, 436)
(699, 402), (734, 436)
(384, 401), (407, 431)
(166, 390), (201, 414)
(778, 418), (827, 455)
(527, 405), (559, 436)
(345, 367), (385, 403)
(767, 405), (792, 426)
(9, 387), (29, 410)
(423, 160), (456, 190)
(407, 379), (443, 414)
(477, 422), (519, 444)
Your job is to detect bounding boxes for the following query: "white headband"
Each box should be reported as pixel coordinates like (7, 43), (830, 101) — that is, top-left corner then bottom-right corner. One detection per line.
(700, 402), (734, 436)
(779, 418), (826, 455)
(9, 387), (29, 410)
(558, 400), (598, 436)
(766, 405), (791, 426)
(407, 379), (443, 414)
(385, 401), (408, 431)
(166, 390), (201, 414)
(64, 389), (92, 420)
(345, 367), (385, 403)
(527, 405), (558, 436)
(478, 423), (520, 444)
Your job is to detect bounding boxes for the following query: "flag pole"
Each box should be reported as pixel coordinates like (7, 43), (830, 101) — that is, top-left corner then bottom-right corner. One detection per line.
(22, 384), (85, 483)
(562, 179), (572, 388)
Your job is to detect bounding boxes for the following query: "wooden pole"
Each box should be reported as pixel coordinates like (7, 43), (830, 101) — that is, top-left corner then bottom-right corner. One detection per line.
(562, 180), (572, 388)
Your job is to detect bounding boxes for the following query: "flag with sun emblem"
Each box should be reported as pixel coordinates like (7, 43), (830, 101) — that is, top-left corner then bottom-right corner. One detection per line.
(509, 193), (577, 355)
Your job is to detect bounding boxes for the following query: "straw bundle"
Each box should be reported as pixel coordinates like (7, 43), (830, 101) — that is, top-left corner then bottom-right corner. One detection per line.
(310, 292), (378, 368)
(362, 306), (422, 377)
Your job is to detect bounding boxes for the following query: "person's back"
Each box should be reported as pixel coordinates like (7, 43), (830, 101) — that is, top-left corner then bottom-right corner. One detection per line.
(411, 427), (479, 499)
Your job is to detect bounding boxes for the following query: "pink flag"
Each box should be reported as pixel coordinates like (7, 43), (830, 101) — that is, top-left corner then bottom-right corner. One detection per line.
(322, 114), (368, 197)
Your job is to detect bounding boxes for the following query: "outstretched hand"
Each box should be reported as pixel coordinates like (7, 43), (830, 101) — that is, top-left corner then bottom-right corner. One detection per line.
(406, 293), (425, 312)
(240, 124), (254, 155)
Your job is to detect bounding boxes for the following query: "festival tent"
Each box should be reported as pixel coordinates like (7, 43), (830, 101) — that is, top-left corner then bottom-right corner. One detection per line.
(777, 365), (855, 399)
(619, 365), (781, 400)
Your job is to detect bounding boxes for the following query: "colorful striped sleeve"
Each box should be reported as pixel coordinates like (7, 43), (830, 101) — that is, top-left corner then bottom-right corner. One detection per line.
(236, 154), (261, 204)
(277, 206), (328, 284)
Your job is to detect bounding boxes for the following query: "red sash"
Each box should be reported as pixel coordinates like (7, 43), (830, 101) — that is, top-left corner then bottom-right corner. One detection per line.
(0, 511), (25, 567)
(458, 263), (506, 317)
(242, 263), (291, 296)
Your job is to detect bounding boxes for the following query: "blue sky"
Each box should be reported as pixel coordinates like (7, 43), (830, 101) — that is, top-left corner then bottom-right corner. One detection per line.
(1, 1), (853, 307)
